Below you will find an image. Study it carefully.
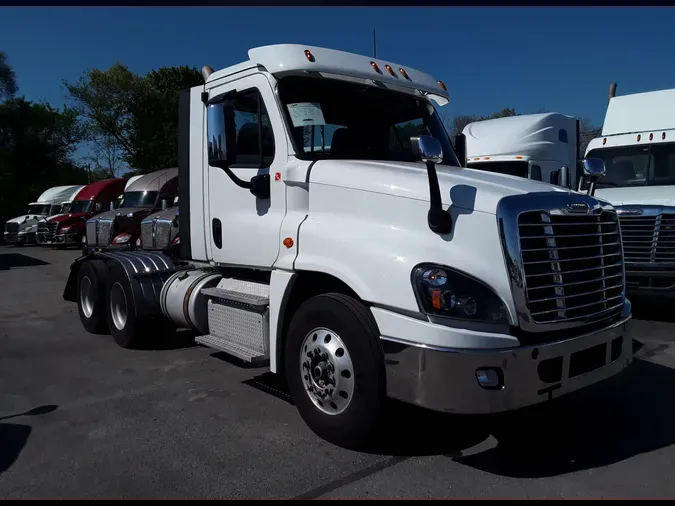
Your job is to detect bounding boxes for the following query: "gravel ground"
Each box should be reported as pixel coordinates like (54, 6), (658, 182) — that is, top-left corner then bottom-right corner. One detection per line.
(1, 245), (674, 499)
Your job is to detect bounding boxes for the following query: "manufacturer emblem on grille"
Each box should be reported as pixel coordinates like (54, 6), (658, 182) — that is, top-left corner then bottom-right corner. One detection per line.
(616, 208), (644, 216)
(566, 202), (591, 214)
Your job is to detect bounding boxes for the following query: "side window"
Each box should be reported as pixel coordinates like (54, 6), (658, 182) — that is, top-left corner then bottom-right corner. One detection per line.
(530, 164), (542, 181)
(389, 118), (427, 155)
(231, 89), (275, 167)
(558, 129), (568, 143)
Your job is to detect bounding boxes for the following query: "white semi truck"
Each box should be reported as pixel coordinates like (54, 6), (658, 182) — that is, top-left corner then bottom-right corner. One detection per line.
(585, 84), (675, 298)
(462, 113), (581, 190)
(4, 185), (85, 245)
(63, 44), (634, 448)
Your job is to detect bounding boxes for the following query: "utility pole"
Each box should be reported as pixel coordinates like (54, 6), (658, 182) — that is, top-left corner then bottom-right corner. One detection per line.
(373, 28), (377, 58)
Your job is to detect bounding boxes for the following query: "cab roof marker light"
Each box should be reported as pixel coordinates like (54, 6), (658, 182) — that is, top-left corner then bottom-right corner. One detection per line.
(304, 49), (315, 62)
(650, 133), (654, 141)
(664, 132), (667, 140)
(515, 155), (524, 159)
(637, 134), (641, 142)
(399, 67), (411, 80)
(438, 80), (447, 92)
(370, 61), (382, 74)
(384, 64), (396, 77)
(603, 138), (607, 145)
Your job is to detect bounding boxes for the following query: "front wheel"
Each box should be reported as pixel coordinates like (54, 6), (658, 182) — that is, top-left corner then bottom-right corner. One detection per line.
(285, 293), (386, 449)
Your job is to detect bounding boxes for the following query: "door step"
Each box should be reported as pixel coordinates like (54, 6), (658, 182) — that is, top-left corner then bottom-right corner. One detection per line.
(197, 278), (270, 366)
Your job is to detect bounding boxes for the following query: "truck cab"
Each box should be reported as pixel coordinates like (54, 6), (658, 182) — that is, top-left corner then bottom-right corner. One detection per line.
(586, 86), (675, 299)
(112, 175), (143, 209)
(85, 168), (178, 251)
(64, 44), (633, 449)
(36, 185), (85, 245)
(4, 185), (85, 246)
(39, 178), (128, 248)
(462, 113), (580, 189)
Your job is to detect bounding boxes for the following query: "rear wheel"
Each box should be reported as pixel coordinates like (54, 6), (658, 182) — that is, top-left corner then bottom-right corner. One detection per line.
(285, 293), (386, 449)
(77, 259), (109, 334)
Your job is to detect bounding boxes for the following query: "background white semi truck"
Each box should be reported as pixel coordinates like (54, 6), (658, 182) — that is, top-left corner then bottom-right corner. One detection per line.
(4, 185), (84, 245)
(35, 185), (85, 245)
(462, 113), (582, 189)
(585, 84), (675, 299)
(63, 44), (634, 448)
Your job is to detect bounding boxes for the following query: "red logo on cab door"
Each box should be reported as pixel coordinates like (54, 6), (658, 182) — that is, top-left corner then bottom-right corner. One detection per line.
(275, 172), (281, 181)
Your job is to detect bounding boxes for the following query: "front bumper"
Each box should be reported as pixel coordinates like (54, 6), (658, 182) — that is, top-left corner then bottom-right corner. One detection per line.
(52, 232), (80, 246)
(4, 232), (35, 244)
(381, 300), (634, 415)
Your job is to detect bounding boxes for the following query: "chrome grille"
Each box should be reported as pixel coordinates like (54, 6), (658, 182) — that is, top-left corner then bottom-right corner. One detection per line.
(47, 222), (58, 234)
(141, 219), (155, 249)
(518, 210), (624, 324)
(97, 220), (112, 247)
(86, 221), (97, 245)
(5, 222), (18, 234)
(155, 220), (172, 249)
(619, 213), (675, 265)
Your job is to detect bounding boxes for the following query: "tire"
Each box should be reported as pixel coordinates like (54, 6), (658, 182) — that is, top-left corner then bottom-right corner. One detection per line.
(285, 293), (386, 449)
(77, 259), (110, 334)
(105, 265), (149, 349)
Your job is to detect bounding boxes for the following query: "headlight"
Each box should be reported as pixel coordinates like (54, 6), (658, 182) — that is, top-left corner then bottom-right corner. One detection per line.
(60, 226), (71, 234)
(19, 225), (37, 234)
(113, 233), (131, 244)
(411, 264), (508, 324)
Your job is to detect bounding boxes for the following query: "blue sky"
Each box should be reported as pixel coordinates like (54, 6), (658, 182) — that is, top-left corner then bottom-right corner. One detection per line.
(3, 6), (675, 163)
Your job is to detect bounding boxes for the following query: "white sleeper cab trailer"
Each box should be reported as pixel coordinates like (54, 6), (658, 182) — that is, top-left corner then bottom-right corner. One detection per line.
(36, 185), (86, 245)
(462, 113), (581, 190)
(4, 185), (84, 245)
(586, 84), (675, 299)
(63, 45), (634, 448)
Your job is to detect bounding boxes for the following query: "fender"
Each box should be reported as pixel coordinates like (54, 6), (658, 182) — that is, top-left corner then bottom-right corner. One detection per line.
(63, 251), (178, 317)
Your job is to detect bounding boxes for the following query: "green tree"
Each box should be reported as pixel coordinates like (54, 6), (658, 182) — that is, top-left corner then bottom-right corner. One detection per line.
(0, 98), (88, 219)
(65, 63), (202, 174)
(0, 51), (18, 100)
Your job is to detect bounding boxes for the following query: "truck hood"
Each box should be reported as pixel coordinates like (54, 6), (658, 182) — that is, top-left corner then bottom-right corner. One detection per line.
(7, 214), (46, 225)
(595, 185), (675, 207)
(91, 207), (153, 222)
(48, 212), (90, 225)
(310, 160), (573, 214)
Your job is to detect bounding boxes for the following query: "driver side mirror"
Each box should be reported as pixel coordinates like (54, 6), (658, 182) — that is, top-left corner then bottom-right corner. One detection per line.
(453, 133), (467, 168)
(161, 199), (168, 210)
(411, 135), (443, 164)
(580, 157), (606, 197)
(206, 100), (236, 169)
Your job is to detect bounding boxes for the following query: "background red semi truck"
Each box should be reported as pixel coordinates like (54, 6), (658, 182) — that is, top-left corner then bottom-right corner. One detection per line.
(38, 178), (128, 248)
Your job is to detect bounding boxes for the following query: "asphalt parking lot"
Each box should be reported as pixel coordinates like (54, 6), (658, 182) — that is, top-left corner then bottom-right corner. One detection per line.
(1, 245), (674, 499)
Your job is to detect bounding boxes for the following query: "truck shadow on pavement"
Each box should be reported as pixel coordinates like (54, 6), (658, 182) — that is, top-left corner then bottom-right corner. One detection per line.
(0, 253), (49, 271)
(452, 358), (674, 478)
(245, 357), (673, 477)
(0, 405), (58, 475)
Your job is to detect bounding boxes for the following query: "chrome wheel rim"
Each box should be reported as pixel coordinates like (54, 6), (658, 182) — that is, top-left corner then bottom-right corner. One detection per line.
(110, 282), (128, 330)
(80, 276), (94, 319)
(299, 327), (355, 416)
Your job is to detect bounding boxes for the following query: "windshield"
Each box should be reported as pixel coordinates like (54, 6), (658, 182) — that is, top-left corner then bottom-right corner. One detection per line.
(70, 200), (94, 213)
(588, 142), (675, 188)
(119, 191), (158, 208)
(277, 76), (459, 166)
(26, 204), (51, 215)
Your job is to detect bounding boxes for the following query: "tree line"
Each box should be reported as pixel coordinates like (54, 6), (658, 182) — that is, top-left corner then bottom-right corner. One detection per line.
(0, 50), (600, 221)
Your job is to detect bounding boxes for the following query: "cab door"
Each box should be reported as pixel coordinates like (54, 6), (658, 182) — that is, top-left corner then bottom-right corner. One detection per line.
(205, 73), (288, 268)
